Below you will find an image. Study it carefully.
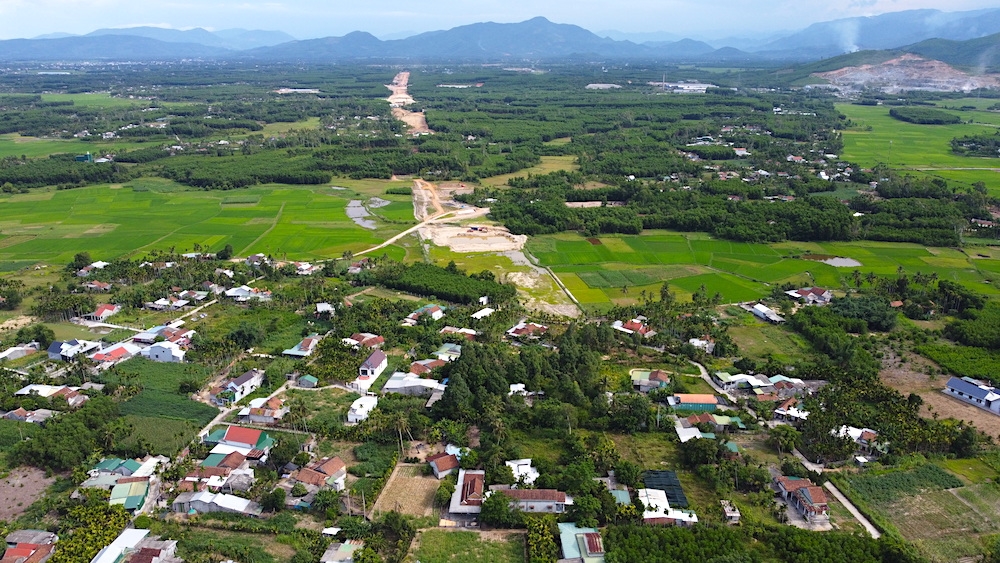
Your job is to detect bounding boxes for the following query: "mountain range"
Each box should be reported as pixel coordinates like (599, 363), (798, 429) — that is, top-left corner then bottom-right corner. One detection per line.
(5, 9), (1000, 65)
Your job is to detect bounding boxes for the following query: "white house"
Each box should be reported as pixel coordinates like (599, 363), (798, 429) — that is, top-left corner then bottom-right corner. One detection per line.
(171, 491), (262, 517)
(47, 339), (101, 361)
(382, 371), (446, 397)
(785, 287), (833, 305)
(637, 488), (698, 526)
(494, 488), (572, 514)
(361, 350), (388, 376)
(347, 395), (378, 424)
(945, 376), (1000, 415)
(211, 369), (264, 405)
(142, 341), (186, 363)
(0, 342), (40, 362)
(506, 459), (540, 485)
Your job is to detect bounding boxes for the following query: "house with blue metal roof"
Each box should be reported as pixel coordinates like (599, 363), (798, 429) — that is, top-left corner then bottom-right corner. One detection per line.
(945, 376), (1000, 415)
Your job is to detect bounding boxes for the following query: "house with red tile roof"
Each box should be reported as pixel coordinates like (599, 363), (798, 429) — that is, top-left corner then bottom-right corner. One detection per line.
(427, 453), (459, 479)
(506, 321), (548, 338)
(449, 469), (485, 514)
(493, 488), (571, 514)
(775, 476), (829, 522)
(85, 304), (121, 322)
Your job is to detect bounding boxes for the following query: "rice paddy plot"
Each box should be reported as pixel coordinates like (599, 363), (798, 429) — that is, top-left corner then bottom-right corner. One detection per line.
(837, 103), (1000, 197)
(0, 182), (411, 263)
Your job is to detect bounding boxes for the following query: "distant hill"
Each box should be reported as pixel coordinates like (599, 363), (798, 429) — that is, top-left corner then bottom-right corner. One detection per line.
(903, 33), (1000, 72)
(0, 35), (225, 61)
(86, 27), (294, 51)
(758, 8), (1000, 58)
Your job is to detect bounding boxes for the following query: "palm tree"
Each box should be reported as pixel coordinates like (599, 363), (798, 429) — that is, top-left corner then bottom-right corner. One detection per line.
(851, 269), (863, 288)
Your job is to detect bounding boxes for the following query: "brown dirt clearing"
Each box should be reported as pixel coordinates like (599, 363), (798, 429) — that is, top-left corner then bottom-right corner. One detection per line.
(371, 464), (439, 517)
(0, 467), (54, 521)
(881, 350), (1000, 436)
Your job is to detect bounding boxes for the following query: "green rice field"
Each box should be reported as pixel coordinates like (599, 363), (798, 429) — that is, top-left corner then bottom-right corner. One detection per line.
(528, 231), (1000, 312)
(0, 179), (412, 264)
(838, 103), (1000, 196)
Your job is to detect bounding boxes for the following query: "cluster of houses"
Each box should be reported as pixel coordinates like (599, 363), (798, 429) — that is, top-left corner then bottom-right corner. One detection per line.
(170, 425), (281, 517)
(611, 317), (654, 338)
(79, 456), (166, 514)
(4, 384), (98, 425)
(2, 529), (58, 563)
(711, 371), (809, 402)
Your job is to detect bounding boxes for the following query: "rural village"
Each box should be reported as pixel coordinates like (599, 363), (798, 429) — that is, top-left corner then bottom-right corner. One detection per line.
(2, 23), (1000, 563)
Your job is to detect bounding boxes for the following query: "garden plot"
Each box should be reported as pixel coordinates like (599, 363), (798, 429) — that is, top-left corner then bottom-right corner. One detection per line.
(370, 464), (439, 517)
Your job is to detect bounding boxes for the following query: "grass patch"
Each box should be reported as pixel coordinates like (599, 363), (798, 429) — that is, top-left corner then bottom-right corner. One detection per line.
(937, 458), (999, 485)
(413, 530), (525, 563)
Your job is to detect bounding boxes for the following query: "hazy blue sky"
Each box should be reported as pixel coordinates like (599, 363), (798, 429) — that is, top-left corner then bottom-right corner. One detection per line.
(2, 0), (1000, 40)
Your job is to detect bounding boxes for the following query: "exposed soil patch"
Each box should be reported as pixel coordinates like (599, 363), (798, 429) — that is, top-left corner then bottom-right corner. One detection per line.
(587, 237), (602, 245)
(0, 315), (36, 333)
(0, 467), (54, 521)
(371, 464), (438, 517)
(420, 224), (527, 253)
(881, 350), (1000, 436)
(814, 54), (1000, 93)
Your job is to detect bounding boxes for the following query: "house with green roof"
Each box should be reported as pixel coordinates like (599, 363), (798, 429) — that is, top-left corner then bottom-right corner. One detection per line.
(91, 457), (142, 477)
(109, 478), (150, 513)
(557, 522), (605, 563)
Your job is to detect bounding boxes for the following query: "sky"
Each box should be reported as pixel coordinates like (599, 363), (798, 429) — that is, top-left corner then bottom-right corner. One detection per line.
(2, 0), (1000, 40)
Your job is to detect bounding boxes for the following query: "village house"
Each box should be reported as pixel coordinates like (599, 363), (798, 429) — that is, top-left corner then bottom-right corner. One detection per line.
(3, 530), (57, 563)
(427, 453), (460, 479)
(636, 488), (698, 526)
(836, 425), (885, 456)
(238, 397), (288, 425)
(685, 412), (746, 433)
(668, 394), (721, 412)
(351, 350), (388, 393)
(612, 318), (656, 338)
(292, 262), (322, 276)
(471, 307), (495, 320)
(293, 457), (347, 491)
(449, 469), (486, 514)
(506, 321), (548, 339)
(721, 500), (741, 525)
(433, 343), (462, 362)
(784, 287), (833, 305)
(204, 425), (275, 454)
(403, 304), (446, 326)
(176, 290), (210, 302)
(83, 280), (112, 292)
(410, 358), (446, 375)
(492, 488), (572, 514)
(712, 372), (771, 392)
(688, 337), (715, 354)
(773, 397), (810, 425)
(210, 369), (264, 406)
(140, 341), (185, 363)
(172, 491), (263, 517)
(120, 537), (183, 563)
(47, 339), (102, 362)
(557, 523), (605, 563)
(944, 376), (1000, 415)
(91, 342), (142, 366)
(347, 395), (378, 424)
(749, 303), (785, 323)
(283, 334), (322, 358)
(439, 326), (477, 341)
(506, 458), (540, 485)
(224, 285), (272, 303)
(382, 371), (446, 397)
(319, 541), (364, 563)
(245, 254), (272, 269)
(76, 261), (109, 277)
(315, 302), (334, 317)
(341, 332), (384, 349)
(202, 281), (226, 294)
(84, 304), (121, 322)
(15, 384), (90, 409)
(4, 408), (54, 425)
(630, 369), (671, 393)
(775, 476), (829, 523)
(91, 529), (150, 563)
(0, 343), (38, 362)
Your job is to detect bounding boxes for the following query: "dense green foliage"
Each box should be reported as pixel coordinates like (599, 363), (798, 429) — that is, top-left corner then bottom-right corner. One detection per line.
(373, 261), (516, 304)
(944, 302), (1000, 349)
(952, 132), (1000, 157)
(889, 106), (961, 125)
(916, 344), (1000, 382)
(603, 523), (922, 563)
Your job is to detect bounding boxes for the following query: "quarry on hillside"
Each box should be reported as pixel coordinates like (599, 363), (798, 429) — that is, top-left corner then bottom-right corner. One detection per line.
(813, 53), (1000, 93)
